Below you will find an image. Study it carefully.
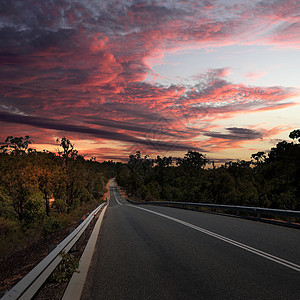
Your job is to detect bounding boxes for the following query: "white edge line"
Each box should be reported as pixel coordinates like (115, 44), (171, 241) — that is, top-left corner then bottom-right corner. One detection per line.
(112, 184), (123, 206)
(62, 203), (108, 300)
(128, 205), (300, 273)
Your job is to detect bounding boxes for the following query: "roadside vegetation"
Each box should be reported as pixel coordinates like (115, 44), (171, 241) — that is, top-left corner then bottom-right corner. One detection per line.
(1, 130), (299, 256)
(0, 137), (115, 257)
(116, 130), (300, 211)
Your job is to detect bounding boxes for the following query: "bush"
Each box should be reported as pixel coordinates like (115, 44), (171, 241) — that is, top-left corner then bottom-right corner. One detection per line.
(0, 187), (17, 220)
(0, 217), (22, 257)
(42, 215), (63, 236)
(53, 199), (67, 213)
(50, 251), (79, 283)
(23, 191), (45, 227)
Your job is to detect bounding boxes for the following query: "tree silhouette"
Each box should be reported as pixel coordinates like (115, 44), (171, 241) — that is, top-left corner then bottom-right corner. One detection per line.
(289, 129), (300, 142)
(0, 135), (33, 155)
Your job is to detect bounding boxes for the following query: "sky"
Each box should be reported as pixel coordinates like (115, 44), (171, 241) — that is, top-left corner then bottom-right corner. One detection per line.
(0, 0), (299, 162)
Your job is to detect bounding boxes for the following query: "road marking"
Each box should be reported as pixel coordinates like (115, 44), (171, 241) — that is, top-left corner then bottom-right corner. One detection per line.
(112, 187), (123, 205)
(62, 204), (108, 300)
(129, 205), (300, 272)
(115, 197), (123, 205)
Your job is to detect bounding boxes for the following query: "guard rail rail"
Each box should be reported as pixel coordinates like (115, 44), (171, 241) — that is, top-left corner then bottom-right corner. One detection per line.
(1, 202), (107, 300)
(127, 199), (300, 228)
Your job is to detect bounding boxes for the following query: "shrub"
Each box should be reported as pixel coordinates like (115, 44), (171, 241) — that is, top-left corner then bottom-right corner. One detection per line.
(0, 187), (17, 220)
(53, 199), (67, 213)
(0, 217), (21, 257)
(50, 251), (79, 283)
(42, 216), (63, 236)
(23, 191), (45, 227)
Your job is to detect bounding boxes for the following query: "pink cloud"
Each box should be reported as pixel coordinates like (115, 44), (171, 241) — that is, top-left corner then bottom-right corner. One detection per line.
(244, 71), (267, 81)
(0, 0), (299, 160)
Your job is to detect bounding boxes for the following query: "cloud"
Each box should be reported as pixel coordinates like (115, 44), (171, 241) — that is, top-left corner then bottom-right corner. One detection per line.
(200, 125), (290, 152)
(244, 71), (267, 81)
(0, 0), (299, 159)
(204, 127), (263, 141)
(88, 116), (181, 138)
(269, 22), (300, 47)
(0, 111), (203, 152)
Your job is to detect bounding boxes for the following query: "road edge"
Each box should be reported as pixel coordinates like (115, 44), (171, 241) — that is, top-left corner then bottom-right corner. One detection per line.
(62, 203), (108, 300)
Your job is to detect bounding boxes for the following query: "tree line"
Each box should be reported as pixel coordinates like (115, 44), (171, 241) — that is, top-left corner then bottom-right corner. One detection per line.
(0, 137), (115, 256)
(116, 130), (300, 211)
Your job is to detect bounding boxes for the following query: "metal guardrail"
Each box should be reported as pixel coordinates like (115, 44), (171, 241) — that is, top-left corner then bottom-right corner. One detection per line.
(127, 200), (300, 228)
(2, 202), (107, 300)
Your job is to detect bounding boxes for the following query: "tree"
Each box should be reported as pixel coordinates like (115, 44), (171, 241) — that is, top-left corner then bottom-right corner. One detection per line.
(155, 155), (173, 200)
(56, 138), (80, 212)
(57, 137), (78, 158)
(251, 151), (266, 167)
(35, 153), (58, 216)
(289, 129), (300, 143)
(0, 136), (33, 155)
(180, 150), (208, 170)
(0, 186), (16, 220)
(267, 141), (295, 163)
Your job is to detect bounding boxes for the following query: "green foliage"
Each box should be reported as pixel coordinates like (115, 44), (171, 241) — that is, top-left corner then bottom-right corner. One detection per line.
(0, 217), (22, 257)
(0, 135), (113, 257)
(53, 199), (67, 213)
(22, 191), (46, 227)
(0, 217), (19, 238)
(50, 251), (79, 283)
(0, 186), (17, 220)
(42, 216), (63, 236)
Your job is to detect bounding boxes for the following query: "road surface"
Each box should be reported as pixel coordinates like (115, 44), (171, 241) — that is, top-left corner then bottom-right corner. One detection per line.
(82, 180), (300, 299)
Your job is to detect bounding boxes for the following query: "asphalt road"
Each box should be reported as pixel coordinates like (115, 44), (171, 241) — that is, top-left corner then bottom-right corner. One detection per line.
(82, 180), (300, 299)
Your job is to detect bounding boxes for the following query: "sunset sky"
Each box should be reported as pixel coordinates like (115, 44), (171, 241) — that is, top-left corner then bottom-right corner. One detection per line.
(0, 0), (299, 162)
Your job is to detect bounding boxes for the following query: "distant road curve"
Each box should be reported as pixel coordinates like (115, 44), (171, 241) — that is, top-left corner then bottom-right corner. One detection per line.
(82, 179), (300, 299)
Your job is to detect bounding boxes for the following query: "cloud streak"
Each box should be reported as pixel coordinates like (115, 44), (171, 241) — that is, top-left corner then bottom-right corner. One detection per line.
(204, 127), (263, 141)
(0, 111), (203, 152)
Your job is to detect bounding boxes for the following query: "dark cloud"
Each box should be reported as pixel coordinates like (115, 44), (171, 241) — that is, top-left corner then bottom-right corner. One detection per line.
(30, 29), (77, 52)
(88, 117), (177, 137)
(0, 51), (28, 65)
(204, 127), (263, 141)
(0, 111), (201, 152)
